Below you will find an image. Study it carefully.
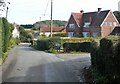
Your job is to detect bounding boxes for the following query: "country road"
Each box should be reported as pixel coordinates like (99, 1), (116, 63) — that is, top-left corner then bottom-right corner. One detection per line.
(2, 43), (91, 82)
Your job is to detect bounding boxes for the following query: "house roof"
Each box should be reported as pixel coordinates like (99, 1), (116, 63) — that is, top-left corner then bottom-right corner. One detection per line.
(111, 26), (120, 35)
(70, 10), (110, 27)
(72, 13), (83, 25)
(40, 26), (66, 32)
(83, 10), (110, 26)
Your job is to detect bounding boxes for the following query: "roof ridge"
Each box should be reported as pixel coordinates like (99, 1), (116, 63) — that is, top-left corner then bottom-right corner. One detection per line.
(84, 10), (110, 14)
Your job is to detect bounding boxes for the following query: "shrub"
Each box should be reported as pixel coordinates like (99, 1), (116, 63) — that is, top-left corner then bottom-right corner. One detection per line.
(40, 34), (47, 38)
(52, 32), (67, 37)
(63, 42), (91, 52)
(62, 37), (94, 43)
(36, 39), (50, 51)
(90, 37), (120, 83)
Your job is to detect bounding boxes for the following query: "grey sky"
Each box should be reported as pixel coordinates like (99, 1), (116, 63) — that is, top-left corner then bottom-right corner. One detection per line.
(1, 0), (120, 24)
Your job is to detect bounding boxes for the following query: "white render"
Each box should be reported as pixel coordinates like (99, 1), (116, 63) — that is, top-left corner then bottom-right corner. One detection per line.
(12, 23), (20, 38)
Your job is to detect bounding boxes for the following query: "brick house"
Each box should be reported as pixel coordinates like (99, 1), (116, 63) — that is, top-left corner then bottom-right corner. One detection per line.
(40, 26), (66, 37)
(66, 8), (120, 37)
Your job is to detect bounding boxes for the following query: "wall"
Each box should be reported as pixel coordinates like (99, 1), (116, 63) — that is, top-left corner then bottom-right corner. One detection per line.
(101, 11), (119, 37)
(66, 15), (80, 37)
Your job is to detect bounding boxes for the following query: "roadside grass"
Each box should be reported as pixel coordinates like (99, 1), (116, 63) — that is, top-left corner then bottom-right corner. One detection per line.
(0, 58), (2, 65)
(57, 51), (90, 56)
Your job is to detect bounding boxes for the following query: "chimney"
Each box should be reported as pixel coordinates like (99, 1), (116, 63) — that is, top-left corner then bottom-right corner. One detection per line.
(80, 10), (84, 13)
(98, 8), (102, 13)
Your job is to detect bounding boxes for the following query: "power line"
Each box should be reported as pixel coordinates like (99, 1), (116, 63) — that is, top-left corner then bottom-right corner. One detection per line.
(43, 0), (49, 16)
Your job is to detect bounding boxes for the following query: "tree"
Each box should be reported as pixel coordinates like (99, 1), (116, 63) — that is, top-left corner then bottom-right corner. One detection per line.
(19, 26), (32, 42)
(113, 11), (120, 24)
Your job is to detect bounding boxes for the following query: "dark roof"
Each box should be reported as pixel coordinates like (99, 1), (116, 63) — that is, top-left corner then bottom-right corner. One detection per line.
(111, 27), (120, 35)
(85, 10), (110, 26)
(71, 10), (110, 27)
(40, 26), (66, 32)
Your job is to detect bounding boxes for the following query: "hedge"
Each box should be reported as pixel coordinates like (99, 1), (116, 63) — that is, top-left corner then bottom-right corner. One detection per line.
(52, 32), (67, 37)
(63, 42), (91, 52)
(34, 37), (93, 52)
(1, 18), (17, 64)
(62, 37), (94, 43)
(35, 37), (63, 51)
(0, 18), (2, 59)
(91, 37), (120, 83)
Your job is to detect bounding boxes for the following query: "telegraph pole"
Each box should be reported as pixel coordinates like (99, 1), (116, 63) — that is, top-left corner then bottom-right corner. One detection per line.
(6, 6), (8, 19)
(50, 0), (53, 37)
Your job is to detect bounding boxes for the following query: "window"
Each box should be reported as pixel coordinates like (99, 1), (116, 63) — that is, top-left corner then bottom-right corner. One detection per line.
(68, 32), (74, 37)
(108, 22), (112, 26)
(92, 32), (98, 37)
(69, 24), (75, 29)
(83, 22), (91, 28)
(105, 22), (113, 26)
(82, 32), (90, 37)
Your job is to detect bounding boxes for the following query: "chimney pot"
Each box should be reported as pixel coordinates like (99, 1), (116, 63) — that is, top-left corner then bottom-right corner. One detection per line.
(80, 10), (84, 13)
(98, 8), (102, 12)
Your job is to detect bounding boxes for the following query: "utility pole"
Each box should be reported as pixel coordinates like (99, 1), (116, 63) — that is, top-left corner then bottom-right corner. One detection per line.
(39, 17), (41, 35)
(6, 6), (8, 19)
(50, 0), (53, 37)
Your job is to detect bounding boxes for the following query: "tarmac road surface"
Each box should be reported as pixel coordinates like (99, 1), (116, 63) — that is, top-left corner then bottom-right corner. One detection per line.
(2, 43), (91, 82)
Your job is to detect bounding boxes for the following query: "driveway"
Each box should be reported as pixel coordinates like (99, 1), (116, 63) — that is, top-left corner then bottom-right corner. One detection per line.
(2, 43), (91, 82)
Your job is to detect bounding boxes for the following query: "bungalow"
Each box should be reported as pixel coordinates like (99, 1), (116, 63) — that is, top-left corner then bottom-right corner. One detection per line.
(66, 8), (120, 37)
(40, 26), (66, 37)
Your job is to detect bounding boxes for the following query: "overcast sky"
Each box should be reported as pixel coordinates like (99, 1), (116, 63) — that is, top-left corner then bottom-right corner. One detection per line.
(1, 0), (120, 24)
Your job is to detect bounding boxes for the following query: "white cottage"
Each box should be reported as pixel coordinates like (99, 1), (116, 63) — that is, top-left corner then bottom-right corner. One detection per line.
(12, 23), (20, 38)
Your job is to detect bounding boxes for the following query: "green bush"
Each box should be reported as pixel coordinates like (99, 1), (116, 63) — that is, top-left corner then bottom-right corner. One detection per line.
(63, 42), (91, 52)
(90, 37), (120, 83)
(62, 37), (94, 43)
(52, 32), (67, 37)
(36, 39), (50, 51)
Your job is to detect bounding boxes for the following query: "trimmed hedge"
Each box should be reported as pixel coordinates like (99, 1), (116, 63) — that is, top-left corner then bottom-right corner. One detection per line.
(35, 37), (62, 51)
(91, 37), (120, 83)
(62, 37), (94, 43)
(63, 42), (91, 52)
(36, 39), (50, 51)
(52, 32), (67, 37)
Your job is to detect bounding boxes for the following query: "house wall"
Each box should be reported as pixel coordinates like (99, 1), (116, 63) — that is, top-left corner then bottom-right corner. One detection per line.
(66, 15), (80, 37)
(82, 27), (101, 37)
(101, 12), (119, 37)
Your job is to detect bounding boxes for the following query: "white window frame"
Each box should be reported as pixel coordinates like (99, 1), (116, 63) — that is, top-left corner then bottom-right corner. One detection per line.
(68, 32), (74, 37)
(82, 32), (90, 38)
(83, 22), (91, 28)
(69, 24), (75, 29)
(105, 22), (113, 26)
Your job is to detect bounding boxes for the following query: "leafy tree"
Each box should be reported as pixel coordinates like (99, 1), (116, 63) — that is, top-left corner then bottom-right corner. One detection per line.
(113, 11), (120, 23)
(19, 26), (32, 42)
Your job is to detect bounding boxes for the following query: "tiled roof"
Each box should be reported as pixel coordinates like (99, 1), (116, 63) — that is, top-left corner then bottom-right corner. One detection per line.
(71, 10), (110, 27)
(40, 26), (65, 32)
(111, 26), (120, 35)
(83, 10), (110, 26)
(72, 13), (83, 25)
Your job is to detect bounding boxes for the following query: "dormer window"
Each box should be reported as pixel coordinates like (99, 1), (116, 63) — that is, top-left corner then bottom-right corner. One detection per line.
(69, 24), (75, 29)
(83, 22), (91, 28)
